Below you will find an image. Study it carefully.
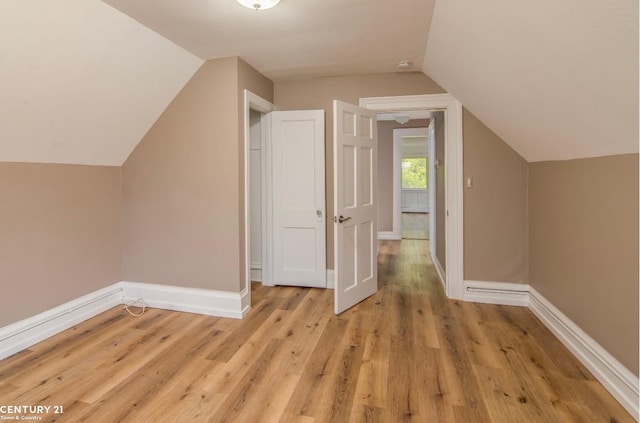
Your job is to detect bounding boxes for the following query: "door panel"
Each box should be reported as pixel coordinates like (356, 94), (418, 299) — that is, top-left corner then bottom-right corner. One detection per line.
(334, 100), (378, 314)
(271, 110), (326, 288)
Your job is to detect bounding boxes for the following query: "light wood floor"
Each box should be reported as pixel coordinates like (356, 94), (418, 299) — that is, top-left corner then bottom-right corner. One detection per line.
(401, 212), (429, 240)
(0, 240), (633, 422)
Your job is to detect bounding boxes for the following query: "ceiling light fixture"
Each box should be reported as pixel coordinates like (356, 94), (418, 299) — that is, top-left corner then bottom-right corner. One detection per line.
(393, 114), (411, 124)
(397, 60), (412, 70)
(236, 0), (280, 10)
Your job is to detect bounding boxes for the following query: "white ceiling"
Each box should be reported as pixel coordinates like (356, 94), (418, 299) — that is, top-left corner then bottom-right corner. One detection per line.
(423, 0), (638, 162)
(0, 0), (202, 166)
(102, 0), (436, 80)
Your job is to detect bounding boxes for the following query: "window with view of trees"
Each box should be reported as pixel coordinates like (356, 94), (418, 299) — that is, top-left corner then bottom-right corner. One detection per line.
(401, 158), (427, 189)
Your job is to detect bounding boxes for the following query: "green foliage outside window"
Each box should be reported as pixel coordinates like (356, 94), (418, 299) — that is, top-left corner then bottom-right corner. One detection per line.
(402, 158), (427, 189)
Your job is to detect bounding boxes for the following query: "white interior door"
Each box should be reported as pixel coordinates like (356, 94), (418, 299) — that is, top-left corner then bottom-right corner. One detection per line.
(333, 100), (378, 314)
(271, 110), (326, 288)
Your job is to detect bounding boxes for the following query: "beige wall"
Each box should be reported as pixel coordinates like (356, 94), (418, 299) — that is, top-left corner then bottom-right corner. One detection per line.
(0, 163), (121, 327)
(275, 73), (528, 283)
(433, 112), (446, 271)
(122, 57), (273, 292)
(529, 154), (639, 375)
(377, 119), (430, 231)
(275, 72), (445, 268)
(463, 110), (529, 283)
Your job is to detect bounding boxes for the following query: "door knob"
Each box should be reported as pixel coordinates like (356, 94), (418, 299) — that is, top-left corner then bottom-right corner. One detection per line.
(338, 215), (352, 223)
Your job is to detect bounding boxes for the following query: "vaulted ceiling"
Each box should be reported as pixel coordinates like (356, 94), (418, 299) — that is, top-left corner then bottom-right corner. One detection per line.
(424, 0), (638, 162)
(1, 0), (637, 166)
(0, 0), (202, 166)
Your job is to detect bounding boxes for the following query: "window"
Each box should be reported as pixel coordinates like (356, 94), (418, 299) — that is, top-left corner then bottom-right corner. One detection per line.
(401, 157), (427, 189)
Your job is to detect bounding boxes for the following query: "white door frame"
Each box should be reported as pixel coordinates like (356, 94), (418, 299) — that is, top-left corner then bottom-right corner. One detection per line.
(243, 90), (276, 311)
(360, 94), (464, 300)
(391, 127), (429, 239)
(428, 119), (437, 265)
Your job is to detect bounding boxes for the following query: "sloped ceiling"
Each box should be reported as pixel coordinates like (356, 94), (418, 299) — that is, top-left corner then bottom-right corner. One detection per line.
(423, 0), (638, 162)
(3, 0), (636, 166)
(0, 0), (202, 166)
(102, 0), (435, 81)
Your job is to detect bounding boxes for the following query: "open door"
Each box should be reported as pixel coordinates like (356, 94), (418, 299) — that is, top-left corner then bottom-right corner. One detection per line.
(271, 110), (326, 288)
(333, 100), (378, 314)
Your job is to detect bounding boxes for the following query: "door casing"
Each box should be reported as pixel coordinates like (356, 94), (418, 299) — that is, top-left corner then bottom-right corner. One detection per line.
(243, 90), (275, 310)
(360, 94), (464, 300)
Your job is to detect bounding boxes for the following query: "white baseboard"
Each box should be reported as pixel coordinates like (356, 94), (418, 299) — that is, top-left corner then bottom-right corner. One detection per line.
(0, 284), (124, 361)
(528, 287), (639, 420)
(431, 252), (446, 290)
(462, 280), (639, 420)
(378, 231), (401, 240)
(464, 280), (529, 307)
(326, 270), (335, 289)
(2, 278), (636, 419)
(240, 287), (251, 317)
(0, 281), (251, 361)
(121, 281), (249, 319)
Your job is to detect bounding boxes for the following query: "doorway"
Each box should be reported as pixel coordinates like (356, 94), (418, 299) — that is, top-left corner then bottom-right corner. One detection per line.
(360, 94), (464, 300)
(243, 91), (273, 315)
(244, 92), (381, 314)
(395, 127), (430, 241)
(244, 93), (327, 292)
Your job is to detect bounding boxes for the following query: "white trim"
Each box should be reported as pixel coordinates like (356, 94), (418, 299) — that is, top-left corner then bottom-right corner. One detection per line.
(326, 270), (335, 289)
(0, 281), (248, 361)
(528, 287), (639, 421)
(377, 231), (401, 240)
(464, 280), (529, 307)
(263, 112), (274, 287)
(431, 252), (446, 290)
(360, 94), (464, 300)
(240, 286), (251, 317)
(121, 282), (250, 319)
(462, 281), (639, 420)
(0, 283), (124, 360)
(244, 89), (276, 300)
(428, 119), (436, 259)
(393, 131), (401, 238)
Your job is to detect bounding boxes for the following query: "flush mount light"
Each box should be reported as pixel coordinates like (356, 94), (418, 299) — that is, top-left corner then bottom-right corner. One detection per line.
(236, 0), (280, 10)
(397, 60), (412, 70)
(393, 114), (411, 124)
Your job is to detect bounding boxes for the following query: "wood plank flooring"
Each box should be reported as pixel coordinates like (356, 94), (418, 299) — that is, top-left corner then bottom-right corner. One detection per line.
(0, 239), (633, 422)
